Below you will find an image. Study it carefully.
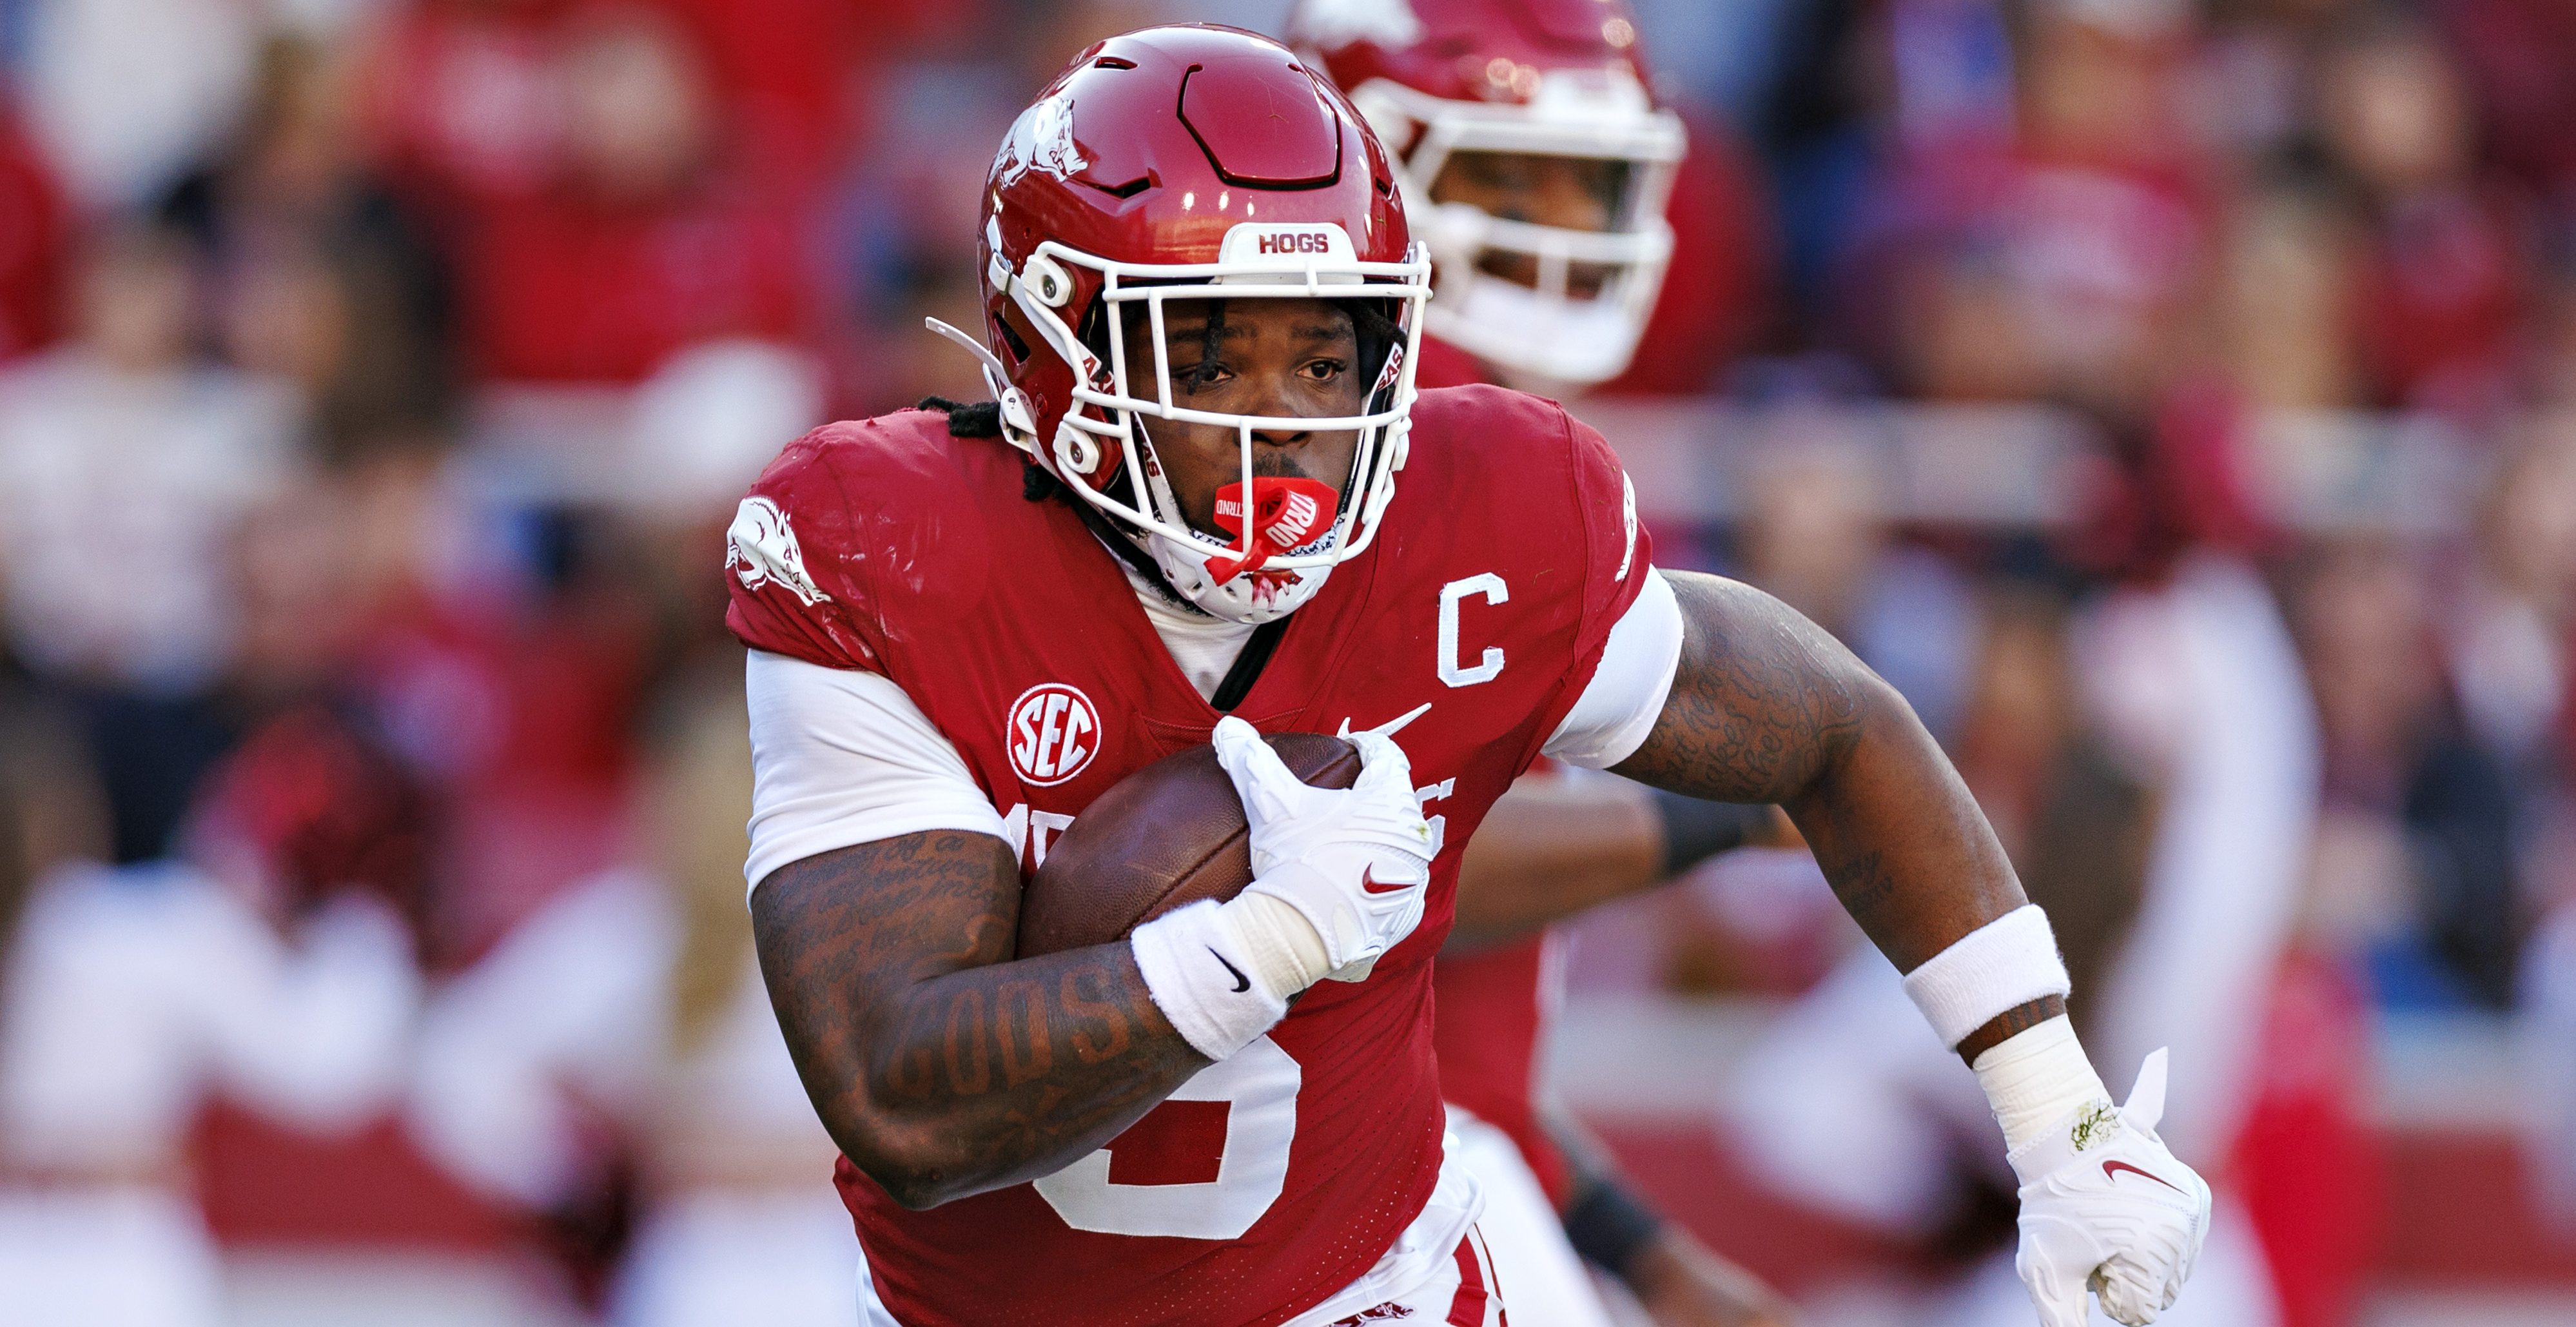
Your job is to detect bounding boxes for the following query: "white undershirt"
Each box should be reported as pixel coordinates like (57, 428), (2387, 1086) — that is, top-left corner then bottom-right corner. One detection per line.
(741, 566), (1684, 892)
(1116, 558), (1260, 700)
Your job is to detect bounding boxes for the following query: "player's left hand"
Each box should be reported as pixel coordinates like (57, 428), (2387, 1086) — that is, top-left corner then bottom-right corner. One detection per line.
(2009, 1049), (2212, 1327)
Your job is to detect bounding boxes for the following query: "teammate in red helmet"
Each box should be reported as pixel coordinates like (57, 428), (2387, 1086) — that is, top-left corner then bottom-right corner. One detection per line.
(1294, 3), (1789, 1322)
(1293, 0), (1686, 396)
(730, 24), (2209, 1327)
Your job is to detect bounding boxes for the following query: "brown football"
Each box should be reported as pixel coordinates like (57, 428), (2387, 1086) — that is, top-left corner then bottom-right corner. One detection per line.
(1016, 732), (1360, 958)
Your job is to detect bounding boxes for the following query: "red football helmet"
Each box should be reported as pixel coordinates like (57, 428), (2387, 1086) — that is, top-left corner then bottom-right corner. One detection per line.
(932, 25), (1433, 624)
(1291, 0), (1684, 391)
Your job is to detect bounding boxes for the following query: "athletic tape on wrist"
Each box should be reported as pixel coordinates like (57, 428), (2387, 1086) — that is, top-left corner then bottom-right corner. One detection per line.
(1899, 904), (2071, 1048)
(1130, 901), (1289, 1061)
(1970, 1015), (2112, 1157)
(1224, 889), (1331, 993)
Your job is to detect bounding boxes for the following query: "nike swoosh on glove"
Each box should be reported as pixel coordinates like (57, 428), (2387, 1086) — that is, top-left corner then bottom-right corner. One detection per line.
(1211, 715), (1434, 982)
(2010, 1049), (2214, 1327)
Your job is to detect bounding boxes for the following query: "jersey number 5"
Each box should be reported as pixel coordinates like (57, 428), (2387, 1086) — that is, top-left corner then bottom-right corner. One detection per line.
(1031, 1035), (1300, 1239)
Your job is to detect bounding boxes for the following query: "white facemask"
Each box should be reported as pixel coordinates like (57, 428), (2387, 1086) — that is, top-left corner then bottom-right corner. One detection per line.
(1423, 263), (1658, 394)
(1347, 72), (1683, 391)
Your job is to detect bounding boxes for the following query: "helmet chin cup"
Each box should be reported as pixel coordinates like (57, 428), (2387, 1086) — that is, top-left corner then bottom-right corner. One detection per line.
(1424, 259), (1658, 389)
(1144, 526), (1333, 625)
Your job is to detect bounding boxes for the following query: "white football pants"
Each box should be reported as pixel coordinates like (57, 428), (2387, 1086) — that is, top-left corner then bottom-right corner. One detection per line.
(1448, 1105), (1621, 1327)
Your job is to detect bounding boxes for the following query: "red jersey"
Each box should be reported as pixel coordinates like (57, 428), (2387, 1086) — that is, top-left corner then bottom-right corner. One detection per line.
(1429, 932), (1570, 1203)
(725, 384), (1650, 1327)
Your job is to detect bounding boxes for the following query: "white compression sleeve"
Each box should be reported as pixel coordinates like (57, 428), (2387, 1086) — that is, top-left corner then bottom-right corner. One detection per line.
(743, 651), (1007, 892)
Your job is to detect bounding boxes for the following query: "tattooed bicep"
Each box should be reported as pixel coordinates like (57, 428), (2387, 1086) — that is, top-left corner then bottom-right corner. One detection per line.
(751, 831), (1023, 1000)
(1608, 571), (1873, 803)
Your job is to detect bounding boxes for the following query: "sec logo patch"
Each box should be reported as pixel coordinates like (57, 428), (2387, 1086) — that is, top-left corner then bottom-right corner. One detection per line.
(1008, 683), (1100, 786)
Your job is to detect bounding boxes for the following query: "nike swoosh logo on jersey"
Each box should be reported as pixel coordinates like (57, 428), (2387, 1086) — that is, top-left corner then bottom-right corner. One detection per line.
(1336, 702), (1432, 740)
(1209, 947), (1251, 994)
(2103, 1160), (2185, 1194)
(1360, 867), (1413, 895)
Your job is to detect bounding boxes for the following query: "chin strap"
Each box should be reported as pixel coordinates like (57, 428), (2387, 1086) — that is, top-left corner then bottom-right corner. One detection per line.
(1062, 489), (1211, 616)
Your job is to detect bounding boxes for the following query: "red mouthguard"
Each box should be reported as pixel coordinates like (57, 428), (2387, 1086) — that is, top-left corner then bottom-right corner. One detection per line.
(1205, 477), (1340, 583)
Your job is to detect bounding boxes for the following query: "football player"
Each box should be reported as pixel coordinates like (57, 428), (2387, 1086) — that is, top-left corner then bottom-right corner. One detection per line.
(1291, 0), (1686, 397)
(728, 25), (2207, 1327)
(1294, 4), (1788, 1323)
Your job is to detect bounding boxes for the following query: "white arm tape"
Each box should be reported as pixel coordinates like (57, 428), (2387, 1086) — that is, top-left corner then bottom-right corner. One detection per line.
(1899, 905), (2072, 1048)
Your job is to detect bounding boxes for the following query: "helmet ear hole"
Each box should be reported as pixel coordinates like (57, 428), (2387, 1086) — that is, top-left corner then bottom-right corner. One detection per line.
(993, 307), (1034, 367)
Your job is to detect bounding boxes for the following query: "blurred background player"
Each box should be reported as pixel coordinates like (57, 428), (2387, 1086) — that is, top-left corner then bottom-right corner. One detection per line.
(1294, 4), (1786, 1324)
(408, 661), (857, 1327)
(0, 700), (421, 1327)
(1297, 0), (1761, 401)
(1722, 428), (2319, 1324)
(1296, 0), (1683, 398)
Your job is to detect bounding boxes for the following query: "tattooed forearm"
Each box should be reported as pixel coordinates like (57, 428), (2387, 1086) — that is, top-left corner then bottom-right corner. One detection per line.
(1615, 574), (2034, 1056)
(752, 832), (1207, 1208)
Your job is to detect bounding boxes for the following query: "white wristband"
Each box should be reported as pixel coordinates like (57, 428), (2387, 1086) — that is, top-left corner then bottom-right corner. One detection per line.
(1129, 900), (1292, 1061)
(1899, 905), (2071, 1048)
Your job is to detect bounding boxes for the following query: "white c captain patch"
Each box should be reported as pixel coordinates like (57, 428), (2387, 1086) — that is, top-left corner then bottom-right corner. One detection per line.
(1438, 574), (1508, 688)
(728, 496), (827, 607)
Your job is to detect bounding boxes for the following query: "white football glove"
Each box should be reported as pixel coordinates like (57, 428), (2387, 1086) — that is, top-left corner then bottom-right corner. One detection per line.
(2011, 1049), (2214, 1327)
(1210, 715), (1433, 983)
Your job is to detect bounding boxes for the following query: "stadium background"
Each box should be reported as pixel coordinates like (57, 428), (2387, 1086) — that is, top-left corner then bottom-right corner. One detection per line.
(0, 0), (2573, 1324)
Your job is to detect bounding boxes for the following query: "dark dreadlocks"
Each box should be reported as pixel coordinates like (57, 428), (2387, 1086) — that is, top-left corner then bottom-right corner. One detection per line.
(915, 395), (1055, 500)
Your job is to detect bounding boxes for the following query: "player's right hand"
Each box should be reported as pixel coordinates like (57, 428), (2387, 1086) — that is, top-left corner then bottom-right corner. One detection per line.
(2010, 1050), (2212, 1327)
(1211, 716), (1433, 983)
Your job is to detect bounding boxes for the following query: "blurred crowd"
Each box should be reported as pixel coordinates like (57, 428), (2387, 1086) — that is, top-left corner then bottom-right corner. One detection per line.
(0, 0), (2573, 1324)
